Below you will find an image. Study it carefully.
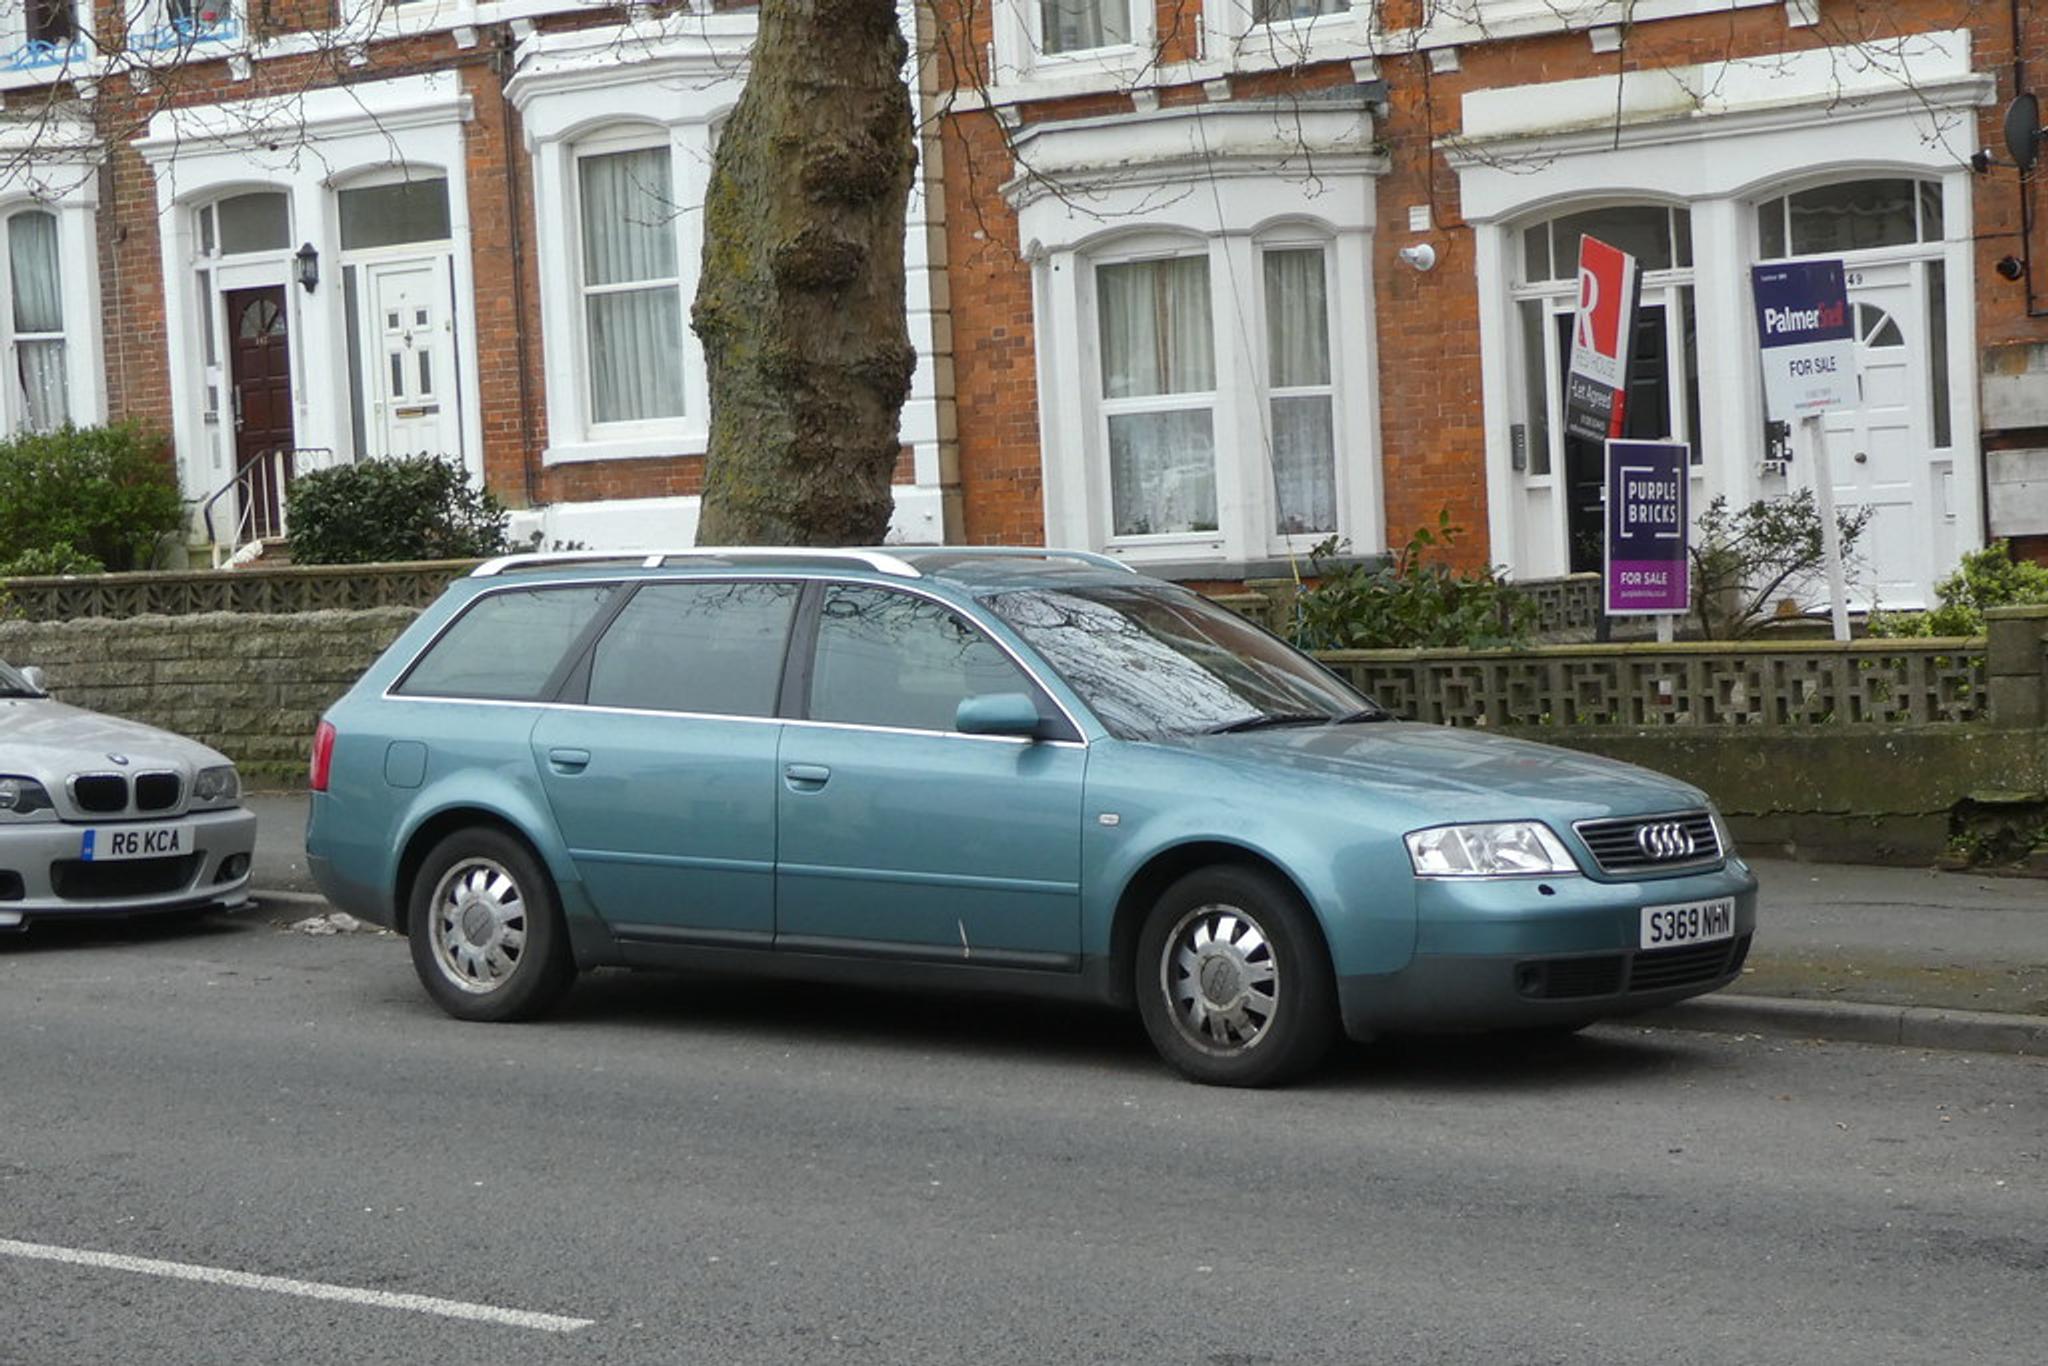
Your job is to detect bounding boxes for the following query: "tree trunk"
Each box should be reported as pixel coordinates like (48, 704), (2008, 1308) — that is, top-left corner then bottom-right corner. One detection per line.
(691, 0), (918, 547)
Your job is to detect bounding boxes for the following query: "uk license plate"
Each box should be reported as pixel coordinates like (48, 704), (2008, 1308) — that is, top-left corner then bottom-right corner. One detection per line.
(80, 824), (191, 862)
(1640, 896), (1735, 950)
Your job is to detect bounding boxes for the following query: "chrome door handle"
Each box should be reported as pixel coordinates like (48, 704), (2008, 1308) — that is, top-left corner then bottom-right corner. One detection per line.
(783, 763), (831, 790)
(547, 747), (591, 774)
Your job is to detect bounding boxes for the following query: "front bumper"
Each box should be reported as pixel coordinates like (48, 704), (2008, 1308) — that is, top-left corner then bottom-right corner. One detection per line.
(0, 807), (258, 926)
(1337, 860), (1760, 1038)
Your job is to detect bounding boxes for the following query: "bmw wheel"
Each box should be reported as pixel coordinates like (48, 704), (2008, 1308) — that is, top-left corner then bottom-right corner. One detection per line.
(1135, 865), (1338, 1087)
(408, 828), (575, 1022)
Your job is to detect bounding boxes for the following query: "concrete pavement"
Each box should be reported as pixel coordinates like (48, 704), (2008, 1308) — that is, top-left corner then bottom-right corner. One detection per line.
(241, 791), (2047, 1055)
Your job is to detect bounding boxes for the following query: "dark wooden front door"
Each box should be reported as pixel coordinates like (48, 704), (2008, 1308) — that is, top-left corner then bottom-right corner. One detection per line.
(226, 286), (296, 539)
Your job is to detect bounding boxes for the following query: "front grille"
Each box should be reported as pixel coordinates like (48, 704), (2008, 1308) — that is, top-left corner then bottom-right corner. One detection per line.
(49, 854), (201, 900)
(72, 774), (129, 814)
(1629, 935), (1748, 992)
(134, 772), (182, 812)
(1520, 954), (1626, 1000)
(1573, 811), (1721, 876)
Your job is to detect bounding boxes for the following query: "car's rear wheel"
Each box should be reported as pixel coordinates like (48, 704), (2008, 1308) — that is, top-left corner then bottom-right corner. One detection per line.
(408, 828), (574, 1022)
(1135, 865), (1338, 1087)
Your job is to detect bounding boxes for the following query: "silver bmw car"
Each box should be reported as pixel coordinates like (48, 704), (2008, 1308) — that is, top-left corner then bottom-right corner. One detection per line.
(1, 657), (256, 929)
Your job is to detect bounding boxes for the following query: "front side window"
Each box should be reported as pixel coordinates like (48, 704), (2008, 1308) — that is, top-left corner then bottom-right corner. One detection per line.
(1097, 255), (1217, 537)
(397, 585), (616, 701)
(8, 210), (66, 432)
(987, 584), (1366, 741)
(1039, 0), (1130, 54)
(809, 586), (1033, 733)
(577, 145), (685, 424)
(587, 581), (799, 716)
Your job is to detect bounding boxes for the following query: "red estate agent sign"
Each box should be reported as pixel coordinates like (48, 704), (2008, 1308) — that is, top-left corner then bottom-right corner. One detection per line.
(1566, 235), (1640, 443)
(1605, 440), (1690, 616)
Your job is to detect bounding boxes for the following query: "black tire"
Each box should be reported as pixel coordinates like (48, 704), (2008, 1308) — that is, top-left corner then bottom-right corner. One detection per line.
(407, 827), (575, 1022)
(1134, 864), (1339, 1087)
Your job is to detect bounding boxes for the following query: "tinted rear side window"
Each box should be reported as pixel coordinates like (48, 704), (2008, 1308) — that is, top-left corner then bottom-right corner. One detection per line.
(396, 585), (616, 700)
(808, 585), (1031, 733)
(587, 580), (799, 716)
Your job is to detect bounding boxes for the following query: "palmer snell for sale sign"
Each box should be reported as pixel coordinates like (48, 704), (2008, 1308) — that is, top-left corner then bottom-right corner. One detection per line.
(1751, 260), (1858, 418)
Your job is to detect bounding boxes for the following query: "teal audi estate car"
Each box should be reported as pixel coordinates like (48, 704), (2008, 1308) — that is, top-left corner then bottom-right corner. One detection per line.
(306, 547), (1756, 1086)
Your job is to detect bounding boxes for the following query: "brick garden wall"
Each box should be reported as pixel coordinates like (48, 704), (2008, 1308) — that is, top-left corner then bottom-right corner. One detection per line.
(0, 608), (419, 784)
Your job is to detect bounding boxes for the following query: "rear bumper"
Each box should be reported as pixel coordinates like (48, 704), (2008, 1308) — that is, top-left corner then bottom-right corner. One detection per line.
(1337, 860), (1759, 1037)
(0, 807), (257, 926)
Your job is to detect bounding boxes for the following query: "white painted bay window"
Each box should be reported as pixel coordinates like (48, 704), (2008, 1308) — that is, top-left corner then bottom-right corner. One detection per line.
(6, 209), (67, 431)
(1263, 246), (1337, 535)
(577, 144), (686, 425)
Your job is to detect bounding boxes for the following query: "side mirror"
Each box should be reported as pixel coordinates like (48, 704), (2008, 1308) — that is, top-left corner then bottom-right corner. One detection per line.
(19, 666), (45, 693)
(955, 691), (1042, 738)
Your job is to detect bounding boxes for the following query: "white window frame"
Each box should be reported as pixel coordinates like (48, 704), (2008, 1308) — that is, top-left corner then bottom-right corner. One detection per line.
(571, 130), (689, 436)
(993, 0), (1150, 89)
(1254, 232), (1345, 544)
(531, 119), (709, 465)
(1085, 238), (1224, 547)
(125, 0), (244, 54)
(1206, 0), (1363, 66)
(0, 0), (90, 89)
(0, 194), (104, 437)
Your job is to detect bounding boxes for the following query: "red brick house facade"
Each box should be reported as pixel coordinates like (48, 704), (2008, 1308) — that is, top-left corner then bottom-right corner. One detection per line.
(2, 2), (2043, 603)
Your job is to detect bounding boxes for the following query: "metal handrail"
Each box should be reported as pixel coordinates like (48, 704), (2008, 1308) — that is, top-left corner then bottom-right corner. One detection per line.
(199, 447), (336, 552)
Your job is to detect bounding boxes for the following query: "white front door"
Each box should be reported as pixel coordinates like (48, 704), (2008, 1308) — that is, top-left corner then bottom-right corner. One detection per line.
(359, 257), (458, 460)
(1812, 260), (1951, 609)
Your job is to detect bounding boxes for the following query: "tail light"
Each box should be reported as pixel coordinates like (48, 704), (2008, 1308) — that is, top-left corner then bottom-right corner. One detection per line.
(310, 720), (337, 792)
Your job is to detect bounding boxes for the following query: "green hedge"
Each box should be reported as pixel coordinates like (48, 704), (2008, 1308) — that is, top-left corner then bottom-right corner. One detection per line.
(0, 423), (183, 574)
(286, 455), (509, 565)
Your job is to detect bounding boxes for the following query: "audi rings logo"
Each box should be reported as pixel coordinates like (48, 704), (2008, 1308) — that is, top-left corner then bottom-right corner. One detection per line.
(1636, 822), (1697, 861)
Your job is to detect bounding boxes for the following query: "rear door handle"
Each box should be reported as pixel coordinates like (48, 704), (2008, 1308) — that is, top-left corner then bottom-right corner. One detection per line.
(784, 763), (831, 791)
(547, 747), (591, 774)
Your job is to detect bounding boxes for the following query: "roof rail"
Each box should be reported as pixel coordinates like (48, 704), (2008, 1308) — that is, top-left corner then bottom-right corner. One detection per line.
(470, 547), (923, 578)
(897, 546), (1141, 574)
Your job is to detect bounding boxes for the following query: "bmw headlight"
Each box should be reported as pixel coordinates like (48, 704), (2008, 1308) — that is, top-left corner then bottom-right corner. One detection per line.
(1405, 822), (1578, 877)
(0, 775), (55, 818)
(192, 765), (241, 808)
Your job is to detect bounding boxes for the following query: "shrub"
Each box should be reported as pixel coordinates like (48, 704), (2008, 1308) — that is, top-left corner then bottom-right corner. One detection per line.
(1868, 541), (2048, 638)
(1688, 491), (1872, 639)
(1293, 513), (1538, 651)
(0, 545), (106, 578)
(0, 423), (184, 573)
(286, 456), (509, 565)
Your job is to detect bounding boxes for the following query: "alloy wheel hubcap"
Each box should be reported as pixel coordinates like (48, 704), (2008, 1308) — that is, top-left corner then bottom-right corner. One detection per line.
(429, 857), (528, 995)
(1163, 903), (1279, 1054)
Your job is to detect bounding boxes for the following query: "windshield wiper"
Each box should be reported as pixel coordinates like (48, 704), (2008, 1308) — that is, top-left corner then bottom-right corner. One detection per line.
(1203, 712), (1331, 734)
(1329, 706), (1392, 724)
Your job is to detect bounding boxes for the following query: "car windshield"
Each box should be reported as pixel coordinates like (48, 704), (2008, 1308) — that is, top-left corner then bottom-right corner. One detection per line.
(983, 583), (1378, 740)
(0, 660), (39, 698)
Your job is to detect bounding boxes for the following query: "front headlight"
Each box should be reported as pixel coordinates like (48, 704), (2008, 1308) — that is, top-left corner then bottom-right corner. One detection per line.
(1405, 822), (1579, 877)
(0, 775), (55, 818)
(192, 765), (240, 807)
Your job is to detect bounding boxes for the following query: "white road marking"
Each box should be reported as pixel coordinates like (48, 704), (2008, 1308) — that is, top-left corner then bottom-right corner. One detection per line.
(0, 1238), (593, 1333)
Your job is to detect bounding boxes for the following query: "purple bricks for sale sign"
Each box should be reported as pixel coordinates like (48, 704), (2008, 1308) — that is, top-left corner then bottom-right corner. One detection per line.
(1605, 440), (1690, 616)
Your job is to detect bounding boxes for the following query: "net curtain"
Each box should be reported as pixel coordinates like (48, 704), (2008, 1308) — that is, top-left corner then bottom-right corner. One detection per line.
(578, 147), (685, 425)
(8, 211), (67, 433)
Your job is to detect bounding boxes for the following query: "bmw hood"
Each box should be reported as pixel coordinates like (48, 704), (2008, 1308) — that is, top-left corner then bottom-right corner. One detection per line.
(0, 697), (232, 780)
(1162, 722), (1711, 823)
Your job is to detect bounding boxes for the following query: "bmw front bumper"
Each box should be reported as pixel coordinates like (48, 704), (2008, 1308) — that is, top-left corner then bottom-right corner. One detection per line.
(0, 807), (258, 926)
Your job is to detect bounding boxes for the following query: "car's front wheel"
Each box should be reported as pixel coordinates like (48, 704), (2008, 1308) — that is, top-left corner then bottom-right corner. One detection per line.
(408, 828), (575, 1022)
(1135, 865), (1338, 1087)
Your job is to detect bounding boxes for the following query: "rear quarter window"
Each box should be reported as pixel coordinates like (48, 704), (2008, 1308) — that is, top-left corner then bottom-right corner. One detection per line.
(394, 584), (616, 701)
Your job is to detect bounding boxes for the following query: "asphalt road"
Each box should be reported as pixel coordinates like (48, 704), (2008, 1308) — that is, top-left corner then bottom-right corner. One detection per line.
(2, 909), (2044, 1365)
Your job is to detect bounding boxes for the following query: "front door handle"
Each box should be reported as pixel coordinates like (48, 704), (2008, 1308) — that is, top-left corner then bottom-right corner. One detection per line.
(783, 763), (831, 791)
(547, 747), (591, 774)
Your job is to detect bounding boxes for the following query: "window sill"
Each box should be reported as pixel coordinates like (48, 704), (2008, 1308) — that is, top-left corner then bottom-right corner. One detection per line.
(542, 430), (706, 466)
(0, 45), (98, 91)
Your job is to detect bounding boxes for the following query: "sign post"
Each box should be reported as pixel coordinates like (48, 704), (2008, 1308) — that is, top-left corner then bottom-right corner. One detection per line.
(1751, 259), (1858, 641)
(1566, 236), (1640, 444)
(1604, 439), (1691, 641)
